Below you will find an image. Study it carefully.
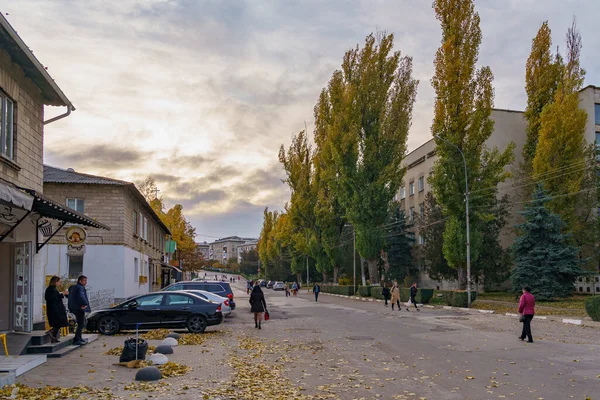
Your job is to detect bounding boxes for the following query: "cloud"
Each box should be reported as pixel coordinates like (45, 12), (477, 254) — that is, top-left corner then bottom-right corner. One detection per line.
(7, 0), (600, 238)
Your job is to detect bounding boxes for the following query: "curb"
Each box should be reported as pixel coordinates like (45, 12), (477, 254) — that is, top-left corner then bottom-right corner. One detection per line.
(562, 318), (582, 325)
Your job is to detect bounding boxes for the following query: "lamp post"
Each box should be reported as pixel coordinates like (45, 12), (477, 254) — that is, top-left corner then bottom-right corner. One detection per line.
(434, 135), (472, 307)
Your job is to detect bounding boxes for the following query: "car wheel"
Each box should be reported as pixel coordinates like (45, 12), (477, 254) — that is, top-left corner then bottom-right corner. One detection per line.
(97, 316), (120, 335)
(186, 315), (207, 333)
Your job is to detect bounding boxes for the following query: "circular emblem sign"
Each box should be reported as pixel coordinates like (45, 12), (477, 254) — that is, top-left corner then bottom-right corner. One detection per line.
(66, 226), (86, 245)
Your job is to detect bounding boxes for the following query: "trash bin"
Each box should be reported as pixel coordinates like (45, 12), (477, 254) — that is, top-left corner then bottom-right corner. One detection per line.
(119, 337), (148, 363)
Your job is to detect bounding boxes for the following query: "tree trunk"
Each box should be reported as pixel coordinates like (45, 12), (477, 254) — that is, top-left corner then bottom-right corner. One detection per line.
(457, 268), (467, 290)
(322, 271), (328, 283)
(366, 258), (379, 284)
(360, 257), (367, 286)
(333, 266), (339, 284)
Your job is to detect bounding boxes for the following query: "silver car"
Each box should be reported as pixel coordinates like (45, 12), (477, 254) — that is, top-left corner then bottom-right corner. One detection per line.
(272, 281), (285, 291)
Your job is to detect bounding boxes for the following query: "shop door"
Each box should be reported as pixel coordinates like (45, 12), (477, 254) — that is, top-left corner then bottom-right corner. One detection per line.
(0, 243), (11, 331)
(13, 242), (32, 332)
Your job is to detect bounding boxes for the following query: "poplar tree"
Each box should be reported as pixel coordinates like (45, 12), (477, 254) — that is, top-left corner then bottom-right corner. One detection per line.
(430, 0), (515, 288)
(418, 193), (454, 282)
(522, 22), (561, 169)
(532, 19), (587, 227)
(321, 32), (418, 284)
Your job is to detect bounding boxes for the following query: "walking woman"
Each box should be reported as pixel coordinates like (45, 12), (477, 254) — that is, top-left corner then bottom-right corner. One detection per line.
(381, 283), (391, 307)
(390, 282), (400, 311)
(249, 285), (267, 329)
(407, 282), (420, 312)
(45, 276), (69, 343)
(518, 286), (535, 343)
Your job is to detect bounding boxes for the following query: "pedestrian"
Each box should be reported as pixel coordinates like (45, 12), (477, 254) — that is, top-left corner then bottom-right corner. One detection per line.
(246, 280), (252, 295)
(313, 282), (321, 302)
(292, 282), (298, 296)
(68, 275), (90, 345)
(390, 281), (400, 311)
(45, 276), (69, 343)
(518, 286), (535, 343)
(381, 283), (391, 307)
(407, 282), (420, 312)
(249, 285), (267, 330)
(284, 283), (290, 297)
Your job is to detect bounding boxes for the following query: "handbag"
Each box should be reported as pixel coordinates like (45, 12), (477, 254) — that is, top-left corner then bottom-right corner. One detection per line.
(264, 309), (270, 321)
(519, 315), (525, 323)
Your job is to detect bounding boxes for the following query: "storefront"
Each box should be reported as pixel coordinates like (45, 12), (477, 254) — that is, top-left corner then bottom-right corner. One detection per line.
(0, 185), (108, 333)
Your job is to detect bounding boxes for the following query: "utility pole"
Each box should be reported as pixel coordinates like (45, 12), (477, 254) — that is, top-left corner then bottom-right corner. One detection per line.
(434, 135), (472, 307)
(306, 230), (309, 287)
(353, 228), (356, 293)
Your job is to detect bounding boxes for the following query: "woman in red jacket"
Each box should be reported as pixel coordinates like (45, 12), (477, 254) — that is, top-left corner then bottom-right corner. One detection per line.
(518, 286), (536, 343)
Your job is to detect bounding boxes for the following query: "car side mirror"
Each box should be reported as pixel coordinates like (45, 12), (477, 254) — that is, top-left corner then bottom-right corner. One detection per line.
(127, 302), (138, 309)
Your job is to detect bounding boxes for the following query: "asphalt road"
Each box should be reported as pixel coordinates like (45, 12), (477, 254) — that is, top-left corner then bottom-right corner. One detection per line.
(235, 282), (599, 399)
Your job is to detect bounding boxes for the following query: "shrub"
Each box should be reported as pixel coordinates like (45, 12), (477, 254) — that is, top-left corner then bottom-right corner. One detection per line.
(585, 296), (600, 321)
(338, 276), (352, 286)
(357, 286), (371, 297)
(322, 284), (355, 296)
(370, 287), (385, 300)
(398, 288), (435, 303)
(443, 291), (478, 307)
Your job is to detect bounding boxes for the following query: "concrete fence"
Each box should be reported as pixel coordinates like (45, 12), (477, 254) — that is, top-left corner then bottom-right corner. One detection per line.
(88, 288), (115, 310)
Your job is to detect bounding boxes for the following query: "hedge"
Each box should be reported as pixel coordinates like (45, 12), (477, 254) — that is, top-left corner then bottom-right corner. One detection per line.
(357, 286), (371, 297)
(398, 288), (434, 304)
(370, 287), (385, 300)
(320, 285), (355, 296)
(443, 291), (478, 307)
(585, 296), (600, 321)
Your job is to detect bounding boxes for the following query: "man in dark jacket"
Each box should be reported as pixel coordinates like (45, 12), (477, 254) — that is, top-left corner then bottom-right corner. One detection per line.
(407, 282), (419, 312)
(313, 283), (321, 302)
(68, 275), (90, 345)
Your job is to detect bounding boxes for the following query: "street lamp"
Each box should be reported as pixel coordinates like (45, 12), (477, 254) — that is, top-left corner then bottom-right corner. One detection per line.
(434, 134), (472, 307)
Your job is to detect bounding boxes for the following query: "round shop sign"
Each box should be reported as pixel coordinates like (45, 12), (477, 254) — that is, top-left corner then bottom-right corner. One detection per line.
(66, 226), (87, 245)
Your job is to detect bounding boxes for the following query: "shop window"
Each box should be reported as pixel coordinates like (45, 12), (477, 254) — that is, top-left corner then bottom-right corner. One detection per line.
(66, 198), (84, 213)
(68, 255), (83, 279)
(0, 92), (14, 160)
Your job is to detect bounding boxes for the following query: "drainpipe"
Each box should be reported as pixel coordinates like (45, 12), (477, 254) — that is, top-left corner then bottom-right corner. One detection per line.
(43, 105), (73, 125)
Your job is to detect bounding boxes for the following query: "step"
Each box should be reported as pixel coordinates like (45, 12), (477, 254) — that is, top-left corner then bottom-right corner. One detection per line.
(46, 344), (81, 358)
(0, 355), (46, 376)
(0, 372), (16, 387)
(26, 338), (73, 354)
(30, 334), (52, 346)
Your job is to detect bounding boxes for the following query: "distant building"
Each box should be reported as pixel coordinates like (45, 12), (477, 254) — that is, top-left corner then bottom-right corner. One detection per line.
(43, 166), (173, 301)
(196, 241), (209, 260)
(237, 239), (258, 262)
(209, 236), (257, 263)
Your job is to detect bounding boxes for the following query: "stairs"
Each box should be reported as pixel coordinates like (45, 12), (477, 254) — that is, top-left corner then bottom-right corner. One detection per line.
(25, 332), (98, 358)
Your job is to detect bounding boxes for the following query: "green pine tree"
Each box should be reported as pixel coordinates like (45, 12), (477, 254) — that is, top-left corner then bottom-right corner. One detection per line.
(383, 203), (414, 282)
(511, 184), (588, 300)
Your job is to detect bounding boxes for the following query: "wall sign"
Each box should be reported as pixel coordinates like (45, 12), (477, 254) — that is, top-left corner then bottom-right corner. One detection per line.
(66, 226), (86, 255)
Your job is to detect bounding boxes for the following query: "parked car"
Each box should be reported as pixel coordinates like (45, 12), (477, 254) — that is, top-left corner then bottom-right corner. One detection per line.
(273, 281), (285, 291)
(260, 280), (267, 287)
(87, 291), (222, 335)
(184, 290), (232, 317)
(267, 281), (274, 289)
(163, 281), (235, 308)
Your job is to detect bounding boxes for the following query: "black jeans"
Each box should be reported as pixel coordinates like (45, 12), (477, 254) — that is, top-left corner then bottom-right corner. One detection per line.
(521, 314), (534, 342)
(72, 310), (86, 340)
(314, 292), (319, 302)
(410, 296), (418, 309)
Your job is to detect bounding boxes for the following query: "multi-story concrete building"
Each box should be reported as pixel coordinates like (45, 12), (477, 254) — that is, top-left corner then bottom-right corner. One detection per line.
(0, 15), (107, 335)
(197, 241), (210, 260)
(401, 86), (600, 290)
(209, 236), (257, 263)
(42, 166), (172, 301)
(237, 239), (258, 262)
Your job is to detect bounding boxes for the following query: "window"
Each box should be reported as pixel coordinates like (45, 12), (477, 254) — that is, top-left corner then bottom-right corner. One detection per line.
(166, 294), (194, 306)
(409, 207), (415, 222)
(0, 93), (14, 160)
(134, 257), (139, 282)
(595, 104), (600, 125)
(419, 203), (424, 216)
(66, 198), (84, 213)
(164, 284), (184, 291)
(143, 217), (148, 240)
(409, 181), (415, 196)
(400, 187), (406, 199)
(68, 255), (83, 279)
(418, 176), (424, 192)
(133, 210), (138, 235)
(418, 235), (424, 245)
(136, 294), (164, 307)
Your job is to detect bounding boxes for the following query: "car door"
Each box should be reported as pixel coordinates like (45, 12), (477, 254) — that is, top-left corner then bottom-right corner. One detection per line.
(119, 294), (164, 329)
(161, 293), (196, 327)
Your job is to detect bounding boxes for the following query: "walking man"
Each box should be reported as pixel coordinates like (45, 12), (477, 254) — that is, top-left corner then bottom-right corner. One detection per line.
(381, 283), (391, 307)
(313, 282), (321, 302)
(68, 275), (90, 345)
(407, 282), (420, 311)
(284, 283), (290, 297)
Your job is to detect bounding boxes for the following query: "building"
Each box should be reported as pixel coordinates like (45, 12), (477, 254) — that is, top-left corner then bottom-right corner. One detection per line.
(401, 87), (600, 290)
(42, 166), (172, 301)
(237, 239), (258, 262)
(0, 14), (109, 333)
(209, 236), (257, 263)
(196, 241), (210, 260)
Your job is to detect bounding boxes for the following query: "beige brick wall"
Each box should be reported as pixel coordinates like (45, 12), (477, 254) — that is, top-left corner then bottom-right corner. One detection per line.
(0, 49), (44, 191)
(123, 189), (166, 261)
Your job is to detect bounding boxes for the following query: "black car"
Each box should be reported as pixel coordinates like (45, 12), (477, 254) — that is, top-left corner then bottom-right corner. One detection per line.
(260, 280), (267, 287)
(163, 281), (235, 310)
(86, 291), (223, 335)
(267, 281), (274, 289)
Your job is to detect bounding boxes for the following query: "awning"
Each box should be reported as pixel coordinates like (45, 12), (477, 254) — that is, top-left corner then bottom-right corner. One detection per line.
(158, 261), (181, 273)
(0, 182), (34, 210)
(19, 188), (110, 230)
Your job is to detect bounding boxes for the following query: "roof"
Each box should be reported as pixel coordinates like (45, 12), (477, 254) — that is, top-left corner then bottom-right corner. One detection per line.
(0, 13), (73, 108)
(43, 165), (170, 234)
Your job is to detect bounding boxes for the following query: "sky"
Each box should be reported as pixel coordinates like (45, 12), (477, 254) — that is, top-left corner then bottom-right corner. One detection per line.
(3, 0), (599, 241)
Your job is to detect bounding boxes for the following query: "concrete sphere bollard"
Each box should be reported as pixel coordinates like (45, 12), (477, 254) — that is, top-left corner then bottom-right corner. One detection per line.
(161, 337), (178, 347)
(166, 333), (181, 339)
(153, 345), (174, 355)
(149, 353), (168, 365)
(135, 366), (162, 381)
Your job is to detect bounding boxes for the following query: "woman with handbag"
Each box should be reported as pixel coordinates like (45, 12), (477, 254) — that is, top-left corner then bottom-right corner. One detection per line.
(45, 276), (69, 343)
(518, 286), (535, 343)
(249, 285), (267, 330)
(390, 282), (401, 311)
